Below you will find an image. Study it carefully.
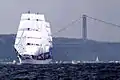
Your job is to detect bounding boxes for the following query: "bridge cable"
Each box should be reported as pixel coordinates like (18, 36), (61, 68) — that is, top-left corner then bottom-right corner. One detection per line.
(86, 15), (120, 28)
(52, 17), (82, 36)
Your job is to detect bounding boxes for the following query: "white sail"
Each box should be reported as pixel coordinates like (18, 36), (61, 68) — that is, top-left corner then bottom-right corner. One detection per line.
(21, 13), (45, 21)
(14, 12), (53, 64)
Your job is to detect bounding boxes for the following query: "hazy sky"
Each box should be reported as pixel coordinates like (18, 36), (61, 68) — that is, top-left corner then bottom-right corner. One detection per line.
(1, 0), (120, 42)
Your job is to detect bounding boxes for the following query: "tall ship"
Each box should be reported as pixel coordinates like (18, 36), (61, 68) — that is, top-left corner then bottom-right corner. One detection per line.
(14, 12), (53, 64)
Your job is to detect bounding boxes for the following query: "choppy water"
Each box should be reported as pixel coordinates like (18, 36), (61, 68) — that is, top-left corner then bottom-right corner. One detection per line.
(0, 63), (120, 80)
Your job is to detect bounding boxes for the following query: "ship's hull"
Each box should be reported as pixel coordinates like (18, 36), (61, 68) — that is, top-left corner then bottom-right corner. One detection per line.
(19, 58), (52, 64)
(17, 52), (52, 64)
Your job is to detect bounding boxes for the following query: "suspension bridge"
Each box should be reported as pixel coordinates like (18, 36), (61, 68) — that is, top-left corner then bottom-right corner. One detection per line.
(50, 14), (120, 61)
(52, 14), (120, 42)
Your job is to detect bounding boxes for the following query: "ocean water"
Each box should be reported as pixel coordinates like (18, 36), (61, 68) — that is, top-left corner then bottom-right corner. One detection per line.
(0, 63), (120, 80)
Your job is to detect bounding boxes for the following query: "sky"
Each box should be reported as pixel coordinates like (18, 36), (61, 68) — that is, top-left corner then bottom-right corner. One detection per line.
(1, 0), (120, 42)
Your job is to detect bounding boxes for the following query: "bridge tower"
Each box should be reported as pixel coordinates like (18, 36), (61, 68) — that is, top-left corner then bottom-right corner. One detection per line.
(82, 15), (87, 40)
